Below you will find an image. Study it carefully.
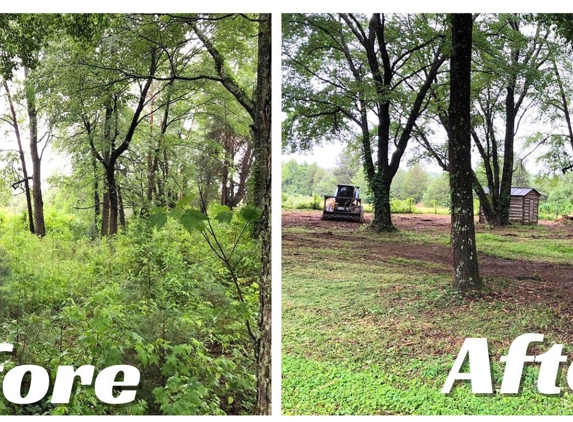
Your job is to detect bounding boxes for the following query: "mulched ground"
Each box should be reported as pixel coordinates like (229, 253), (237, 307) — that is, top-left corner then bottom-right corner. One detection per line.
(283, 210), (573, 322)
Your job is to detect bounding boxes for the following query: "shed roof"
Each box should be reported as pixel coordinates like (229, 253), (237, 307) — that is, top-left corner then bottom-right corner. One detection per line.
(510, 187), (540, 196)
(483, 187), (540, 197)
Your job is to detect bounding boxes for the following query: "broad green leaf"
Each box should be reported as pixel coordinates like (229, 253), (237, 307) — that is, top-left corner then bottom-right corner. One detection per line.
(210, 204), (231, 215)
(150, 206), (168, 214)
(239, 205), (260, 223)
(181, 209), (209, 232)
(211, 205), (233, 224)
(149, 212), (168, 230)
(170, 206), (184, 221)
(177, 193), (196, 208)
(215, 211), (234, 224)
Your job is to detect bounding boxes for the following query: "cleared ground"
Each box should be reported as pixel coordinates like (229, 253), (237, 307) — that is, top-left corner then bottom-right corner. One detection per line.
(282, 210), (573, 415)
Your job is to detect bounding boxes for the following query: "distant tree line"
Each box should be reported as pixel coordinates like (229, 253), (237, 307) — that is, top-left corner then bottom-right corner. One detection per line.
(282, 156), (573, 217)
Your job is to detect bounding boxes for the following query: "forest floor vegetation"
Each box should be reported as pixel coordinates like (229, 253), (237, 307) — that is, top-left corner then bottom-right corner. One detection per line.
(0, 210), (259, 415)
(282, 210), (573, 415)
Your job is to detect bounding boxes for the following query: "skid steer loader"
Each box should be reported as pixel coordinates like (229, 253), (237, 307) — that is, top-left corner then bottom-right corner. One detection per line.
(322, 184), (364, 223)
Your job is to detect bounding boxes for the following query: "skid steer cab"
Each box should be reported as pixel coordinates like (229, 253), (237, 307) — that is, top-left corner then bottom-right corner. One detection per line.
(322, 184), (364, 223)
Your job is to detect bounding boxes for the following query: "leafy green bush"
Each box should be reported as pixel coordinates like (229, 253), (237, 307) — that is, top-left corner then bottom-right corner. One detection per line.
(0, 209), (258, 415)
(391, 198), (418, 214)
(282, 195), (318, 210)
(311, 194), (322, 210)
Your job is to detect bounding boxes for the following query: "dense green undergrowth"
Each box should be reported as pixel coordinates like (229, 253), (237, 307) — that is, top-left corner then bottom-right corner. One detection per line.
(282, 218), (573, 415)
(0, 208), (259, 415)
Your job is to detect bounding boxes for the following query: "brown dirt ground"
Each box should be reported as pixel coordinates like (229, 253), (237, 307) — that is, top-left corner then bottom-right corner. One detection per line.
(283, 210), (573, 324)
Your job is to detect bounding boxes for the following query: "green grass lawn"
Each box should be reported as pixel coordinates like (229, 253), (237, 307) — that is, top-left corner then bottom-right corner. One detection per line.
(282, 214), (573, 415)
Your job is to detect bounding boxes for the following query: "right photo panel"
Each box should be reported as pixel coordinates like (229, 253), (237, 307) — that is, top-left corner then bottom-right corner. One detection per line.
(281, 13), (573, 415)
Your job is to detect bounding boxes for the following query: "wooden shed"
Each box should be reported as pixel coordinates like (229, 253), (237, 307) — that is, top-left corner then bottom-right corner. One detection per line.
(479, 187), (541, 225)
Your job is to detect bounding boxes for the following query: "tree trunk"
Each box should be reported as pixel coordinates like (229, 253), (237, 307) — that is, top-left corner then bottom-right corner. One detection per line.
(146, 86), (156, 203)
(449, 14), (482, 292)
(552, 59), (573, 172)
(90, 51), (156, 235)
(253, 13), (271, 416)
(24, 67), (46, 237)
(3, 81), (35, 234)
(499, 82), (516, 226)
(117, 182), (126, 230)
(106, 163), (119, 236)
(369, 172), (396, 231)
(221, 161), (230, 206)
(472, 172), (499, 226)
(348, 14), (444, 233)
(92, 151), (100, 230)
(101, 189), (110, 237)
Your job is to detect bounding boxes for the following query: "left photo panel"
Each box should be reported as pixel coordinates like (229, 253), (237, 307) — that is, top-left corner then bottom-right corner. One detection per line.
(0, 13), (271, 415)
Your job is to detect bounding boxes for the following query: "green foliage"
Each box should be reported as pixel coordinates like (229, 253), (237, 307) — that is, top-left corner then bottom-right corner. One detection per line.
(422, 173), (451, 208)
(391, 198), (417, 214)
(282, 219), (573, 415)
(0, 211), (257, 415)
(400, 164), (429, 204)
(390, 169), (407, 200)
(282, 195), (321, 210)
(0, 12), (266, 414)
(311, 194), (322, 210)
(282, 160), (324, 196)
(283, 357), (572, 415)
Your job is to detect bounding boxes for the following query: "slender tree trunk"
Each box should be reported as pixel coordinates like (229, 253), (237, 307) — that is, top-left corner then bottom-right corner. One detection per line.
(221, 162), (229, 206)
(551, 59), (573, 172)
(101, 189), (110, 237)
(92, 151), (100, 230)
(106, 163), (119, 236)
(146, 147), (154, 203)
(449, 14), (482, 292)
(3, 81), (35, 234)
(253, 13), (271, 416)
(228, 143), (253, 209)
(146, 87), (155, 203)
(24, 67), (46, 237)
(117, 182), (126, 230)
(499, 83), (516, 226)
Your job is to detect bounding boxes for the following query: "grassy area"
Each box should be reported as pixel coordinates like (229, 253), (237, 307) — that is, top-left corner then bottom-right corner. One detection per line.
(477, 232), (573, 263)
(282, 217), (573, 415)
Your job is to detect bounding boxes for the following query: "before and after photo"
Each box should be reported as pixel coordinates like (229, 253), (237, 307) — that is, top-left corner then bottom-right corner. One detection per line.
(1, 7), (573, 417)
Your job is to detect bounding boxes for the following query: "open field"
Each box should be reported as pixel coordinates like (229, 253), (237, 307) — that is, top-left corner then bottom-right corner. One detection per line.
(282, 210), (573, 415)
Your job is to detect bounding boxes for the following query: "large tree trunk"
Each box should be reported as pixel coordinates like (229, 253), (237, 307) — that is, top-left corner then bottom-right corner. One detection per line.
(24, 67), (46, 237)
(449, 14), (482, 292)
(253, 12), (271, 416)
(3, 81), (35, 234)
(369, 172), (396, 231)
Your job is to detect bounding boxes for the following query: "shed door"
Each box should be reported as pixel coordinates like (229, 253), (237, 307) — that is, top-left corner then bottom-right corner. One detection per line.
(529, 199), (534, 223)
